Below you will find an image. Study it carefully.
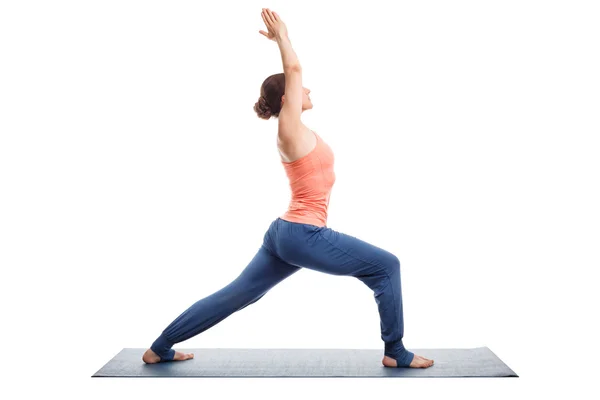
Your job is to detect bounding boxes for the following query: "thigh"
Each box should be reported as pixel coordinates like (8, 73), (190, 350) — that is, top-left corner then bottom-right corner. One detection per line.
(230, 244), (302, 298)
(283, 224), (400, 278)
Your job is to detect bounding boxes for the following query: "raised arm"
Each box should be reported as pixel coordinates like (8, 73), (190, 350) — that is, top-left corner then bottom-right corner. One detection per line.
(260, 9), (304, 135)
(278, 36), (303, 128)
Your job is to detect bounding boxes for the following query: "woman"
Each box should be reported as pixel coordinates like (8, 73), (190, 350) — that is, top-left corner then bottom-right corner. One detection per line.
(142, 8), (434, 369)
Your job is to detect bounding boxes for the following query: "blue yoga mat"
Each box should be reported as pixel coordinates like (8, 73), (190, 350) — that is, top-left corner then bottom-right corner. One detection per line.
(92, 346), (518, 378)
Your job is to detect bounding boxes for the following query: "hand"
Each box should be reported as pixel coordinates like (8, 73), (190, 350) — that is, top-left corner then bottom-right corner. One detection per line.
(259, 8), (287, 41)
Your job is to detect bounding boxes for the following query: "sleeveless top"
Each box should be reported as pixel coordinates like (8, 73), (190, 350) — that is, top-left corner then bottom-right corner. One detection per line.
(280, 130), (336, 227)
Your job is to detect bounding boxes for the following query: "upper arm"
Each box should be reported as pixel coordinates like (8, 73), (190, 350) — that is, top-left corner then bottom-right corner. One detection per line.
(278, 66), (303, 139)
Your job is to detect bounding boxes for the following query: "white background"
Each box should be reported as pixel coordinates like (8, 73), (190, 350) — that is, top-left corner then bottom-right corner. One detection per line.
(1, 0), (598, 398)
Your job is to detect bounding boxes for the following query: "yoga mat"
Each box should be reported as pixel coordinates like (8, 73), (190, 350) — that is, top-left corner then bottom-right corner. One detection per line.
(92, 346), (518, 378)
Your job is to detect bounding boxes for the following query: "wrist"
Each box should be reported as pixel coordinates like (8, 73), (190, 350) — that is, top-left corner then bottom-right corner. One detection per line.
(275, 33), (289, 43)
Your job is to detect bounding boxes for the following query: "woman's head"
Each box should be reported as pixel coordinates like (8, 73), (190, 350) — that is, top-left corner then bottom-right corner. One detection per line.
(254, 72), (312, 120)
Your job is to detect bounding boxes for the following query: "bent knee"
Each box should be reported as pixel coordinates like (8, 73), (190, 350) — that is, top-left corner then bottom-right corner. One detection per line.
(392, 254), (401, 270)
(383, 254), (400, 275)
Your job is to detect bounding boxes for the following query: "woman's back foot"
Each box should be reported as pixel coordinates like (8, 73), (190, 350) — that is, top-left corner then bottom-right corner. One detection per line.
(382, 354), (434, 368)
(142, 348), (194, 364)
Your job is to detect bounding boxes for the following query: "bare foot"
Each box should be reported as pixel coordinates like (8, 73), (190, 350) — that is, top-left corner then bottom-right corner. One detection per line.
(142, 348), (194, 364)
(382, 354), (434, 368)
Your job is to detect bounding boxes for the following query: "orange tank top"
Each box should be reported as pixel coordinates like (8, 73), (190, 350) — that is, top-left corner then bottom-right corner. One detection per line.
(280, 130), (336, 227)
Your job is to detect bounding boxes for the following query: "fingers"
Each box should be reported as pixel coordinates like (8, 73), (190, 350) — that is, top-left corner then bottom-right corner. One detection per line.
(262, 8), (275, 25)
(261, 10), (270, 28)
(265, 8), (274, 25)
(268, 9), (278, 22)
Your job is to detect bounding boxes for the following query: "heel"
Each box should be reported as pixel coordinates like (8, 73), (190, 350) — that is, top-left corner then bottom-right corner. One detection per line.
(150, 333), (176, 362)
(385, 350), (415, 367)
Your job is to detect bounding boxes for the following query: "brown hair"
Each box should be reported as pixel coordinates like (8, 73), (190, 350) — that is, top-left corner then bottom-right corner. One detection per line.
(254, 73), (285, 120)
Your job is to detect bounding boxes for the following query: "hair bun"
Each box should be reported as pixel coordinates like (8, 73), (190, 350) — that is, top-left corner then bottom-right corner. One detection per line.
(254, 96), (272, 120)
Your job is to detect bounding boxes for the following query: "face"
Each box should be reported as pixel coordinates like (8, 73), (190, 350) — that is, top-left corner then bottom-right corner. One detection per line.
(281, 87), (313, 112)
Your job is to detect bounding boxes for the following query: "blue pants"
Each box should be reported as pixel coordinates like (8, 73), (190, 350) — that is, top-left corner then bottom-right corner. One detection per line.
(150, 217), (415, 366)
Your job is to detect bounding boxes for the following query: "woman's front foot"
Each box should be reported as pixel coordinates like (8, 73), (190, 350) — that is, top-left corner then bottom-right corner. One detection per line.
(382, 354), (434, 368)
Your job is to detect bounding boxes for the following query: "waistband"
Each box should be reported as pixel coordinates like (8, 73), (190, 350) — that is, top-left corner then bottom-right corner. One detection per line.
(276, 217), (326, 229)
